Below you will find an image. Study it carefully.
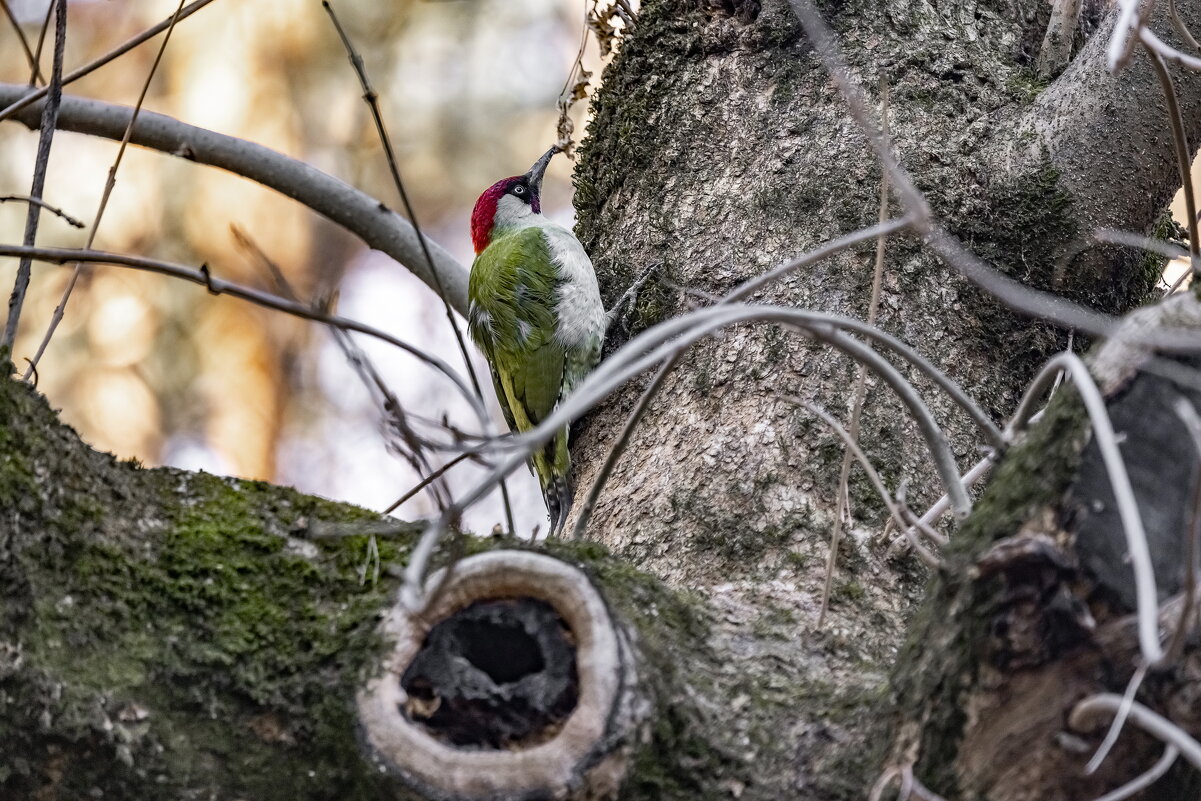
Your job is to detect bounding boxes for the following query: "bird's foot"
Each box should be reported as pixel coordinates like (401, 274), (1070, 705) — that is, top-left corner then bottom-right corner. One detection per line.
(605, 262), (661, 331)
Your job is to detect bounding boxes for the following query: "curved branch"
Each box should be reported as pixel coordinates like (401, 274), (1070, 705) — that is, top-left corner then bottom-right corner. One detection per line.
(0, 83), (470, 315)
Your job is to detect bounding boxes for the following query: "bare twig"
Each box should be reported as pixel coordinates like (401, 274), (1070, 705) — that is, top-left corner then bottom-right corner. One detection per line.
(796, 401), (902, 522)
(23, 0), (187, 380)
(868, 765), (904, 801)
(410, 302), (975, 611)
(1085, 663), (1150, 774)
(571, 213), (1004, 539)
(0, 243), (486, 421)
(1144, 45), (1198, 260)
(1092, 228), (1195, 297)
(1089, 744), (1178, 801)
(231, 226), (460, 516)
(1071, 693), (1201, 770)
(1139, 27), (1201, 72)
(331, 325), (454, 513)
(905, 765), (950, 801)
(0, 195), (83, 228)
(322, 0), (513, 534)
(383, 452), (483, 515)
(894, 453), (994, 546)
(796, 401), (945, 569)
(1168, 0), (1201, 53)
(819, 78), (891, 627)
(1094, 227), (1191, 264)
(554, 0), (591, 156)
(321, 1), (483, 399)
(1108, 0), (1156, 75)
(2, 0), (65, 358)
(1166, 397), (1201, 662)
(0, 0), (44, 84)
(28, 1), (52, 86)
(0, 0), (219, 124)
(893, 482), (944, 568)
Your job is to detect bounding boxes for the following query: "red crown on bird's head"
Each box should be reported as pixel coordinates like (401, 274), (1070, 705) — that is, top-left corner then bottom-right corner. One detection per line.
(470, 176), (543, 254)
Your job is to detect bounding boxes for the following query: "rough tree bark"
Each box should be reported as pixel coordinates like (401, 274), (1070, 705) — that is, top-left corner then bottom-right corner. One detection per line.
(3, 0), (1201, 799)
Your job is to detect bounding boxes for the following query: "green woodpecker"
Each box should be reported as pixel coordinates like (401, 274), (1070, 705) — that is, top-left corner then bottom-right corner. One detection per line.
(467, 147), (605, 535)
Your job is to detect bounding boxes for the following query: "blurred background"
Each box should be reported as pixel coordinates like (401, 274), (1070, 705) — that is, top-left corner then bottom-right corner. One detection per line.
(0, 0), (616, 535)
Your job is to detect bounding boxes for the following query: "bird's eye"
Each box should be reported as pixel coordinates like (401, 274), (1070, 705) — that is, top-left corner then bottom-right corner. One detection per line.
(513, 185), (525, 195)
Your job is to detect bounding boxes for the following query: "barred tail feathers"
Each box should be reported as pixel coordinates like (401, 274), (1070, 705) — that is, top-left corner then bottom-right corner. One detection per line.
(531, 423), (573, 535)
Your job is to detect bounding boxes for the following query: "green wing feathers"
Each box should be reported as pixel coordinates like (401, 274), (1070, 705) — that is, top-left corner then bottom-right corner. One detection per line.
(468, 228), (575, 529)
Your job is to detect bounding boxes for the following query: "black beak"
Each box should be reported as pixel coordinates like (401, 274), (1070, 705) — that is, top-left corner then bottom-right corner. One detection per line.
(524, 147), (557, 194)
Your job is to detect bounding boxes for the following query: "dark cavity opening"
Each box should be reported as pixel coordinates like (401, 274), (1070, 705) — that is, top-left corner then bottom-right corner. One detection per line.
(400, 598), (578, 748)
(457, 618), (545, 684)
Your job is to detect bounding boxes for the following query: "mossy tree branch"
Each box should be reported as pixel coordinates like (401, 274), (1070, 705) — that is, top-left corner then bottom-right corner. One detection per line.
(0, 371), (881, 800)
(890, 296), (1201, 800)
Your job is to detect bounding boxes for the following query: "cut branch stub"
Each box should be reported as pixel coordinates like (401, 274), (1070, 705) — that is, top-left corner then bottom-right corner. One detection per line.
(357, 550), (641, 801)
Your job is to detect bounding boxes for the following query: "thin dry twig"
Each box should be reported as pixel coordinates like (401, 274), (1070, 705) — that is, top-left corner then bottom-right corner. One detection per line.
(1140, 27), (1201, 72)
(1085, 663), (1150, 775)
(1108, 0), (1157, 74)
(893, 482), (943, 568)
(798, 400), (945, 569)
(554, 0), (591, 156)
(2, 0), (65, 358)
(1072, 693), (1201, 770)
(796, 400), (902, 522)
(28, 1), (52, 85)
(1089, 744), (1178, 801)
(0, 0), (44, 84)
(820, 77), (891, 627)
(0, 195), (83, 228)
(231, 224), (457, 515)
(0, 0), (219, 124)
(321, 1), (483, 398)
(322, 0), (514, 535)
(1091, 228), (1194, 297)
(22, 0), (187, 380)
(1094, 227), (1192, 265)
(0, 243), (486, 421)
(893, 453), (993, 547)
(383, 452), (485, 515)
(1168, 0), (1201, 52)
(1144, 45), (1199, 259)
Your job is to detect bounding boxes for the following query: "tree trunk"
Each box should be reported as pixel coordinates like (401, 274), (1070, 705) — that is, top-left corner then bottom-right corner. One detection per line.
(3, 0), (1201, 798)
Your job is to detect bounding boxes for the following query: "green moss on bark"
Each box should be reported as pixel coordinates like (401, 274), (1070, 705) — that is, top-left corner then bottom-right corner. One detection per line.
(0, 376), (410, 800)
(890, 389), (1090, 798)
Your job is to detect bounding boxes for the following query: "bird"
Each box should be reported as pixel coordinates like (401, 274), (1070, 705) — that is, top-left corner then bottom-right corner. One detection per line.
(467, 147), (605, 536)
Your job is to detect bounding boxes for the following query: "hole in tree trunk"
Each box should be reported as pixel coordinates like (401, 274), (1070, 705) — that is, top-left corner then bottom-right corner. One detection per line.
(400, 598), (579, 748)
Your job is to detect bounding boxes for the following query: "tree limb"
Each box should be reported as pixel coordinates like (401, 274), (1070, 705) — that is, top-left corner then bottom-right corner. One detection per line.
(994, 3), (1201, 284)
(0, 83), (470, 315)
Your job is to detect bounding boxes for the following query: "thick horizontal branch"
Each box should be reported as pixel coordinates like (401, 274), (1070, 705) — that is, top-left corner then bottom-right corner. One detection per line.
(0, 83), (469, 315)
(0, 373), (876, 801)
